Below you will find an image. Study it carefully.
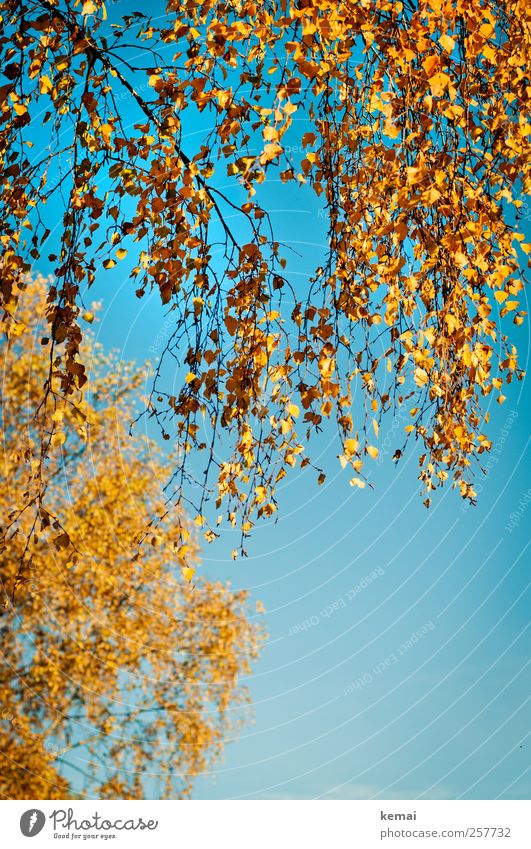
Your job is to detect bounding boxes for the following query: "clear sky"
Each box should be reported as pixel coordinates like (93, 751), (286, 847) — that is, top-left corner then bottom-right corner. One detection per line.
(82, 178), (530, 802)
(31, 1), (530, 800)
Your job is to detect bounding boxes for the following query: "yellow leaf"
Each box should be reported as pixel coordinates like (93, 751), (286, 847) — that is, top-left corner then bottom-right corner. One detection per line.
(479, 23), (494, 39)
(414, 367), (429, 387)
(7, 320), (26, 338)
(439, 34), (455, 52)
(367, 445), (379, 459)
(39, 75), (53, 95)
(185, 372), (197, 384)
(422, 55), (439, 77)
(260, 142), (282, 165)
(344, 438), (359, 455)
(319, 356), (335, 379)
(462, 346), (472, 367)
(99, 123), (113, 146)
(51, 432), (66, 448)
(182, 566), (195, 581)
(255, 485), (267, 504)
(444, 313), (458, 334)
(287, 402), (300, 417)
(263, 126), (278, 141)
(424, 186), (441, 204)
(116, 248), (128, 260)
(429, 72), (451, 97)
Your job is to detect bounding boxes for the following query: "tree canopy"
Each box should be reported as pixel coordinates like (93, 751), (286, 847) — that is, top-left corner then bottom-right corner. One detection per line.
(0, 0), (529, 554)
(0, 276), (263, 799)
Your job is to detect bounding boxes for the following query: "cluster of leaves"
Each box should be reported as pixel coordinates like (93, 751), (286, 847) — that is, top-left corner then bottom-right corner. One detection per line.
(0, 0), (529, 553)
(0, 276), (264, 799)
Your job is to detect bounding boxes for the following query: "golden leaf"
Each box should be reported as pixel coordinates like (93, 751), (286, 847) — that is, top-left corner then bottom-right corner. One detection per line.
(39, 75), (53, 94)
(439, 34), (455, 52)
(414, 367), (429, 387)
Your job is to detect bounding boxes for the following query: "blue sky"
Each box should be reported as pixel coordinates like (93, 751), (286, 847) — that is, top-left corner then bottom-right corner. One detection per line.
(82, 173), (530, 801)
(25, 2), (530, 799)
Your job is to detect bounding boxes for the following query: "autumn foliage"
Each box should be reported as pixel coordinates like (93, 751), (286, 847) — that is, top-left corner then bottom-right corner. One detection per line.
(0, 0), (529, 550)
(0, 277), (263, 799)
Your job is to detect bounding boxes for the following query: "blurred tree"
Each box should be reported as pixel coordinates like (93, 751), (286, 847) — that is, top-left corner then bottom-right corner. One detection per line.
(0, 276), (264, 799)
